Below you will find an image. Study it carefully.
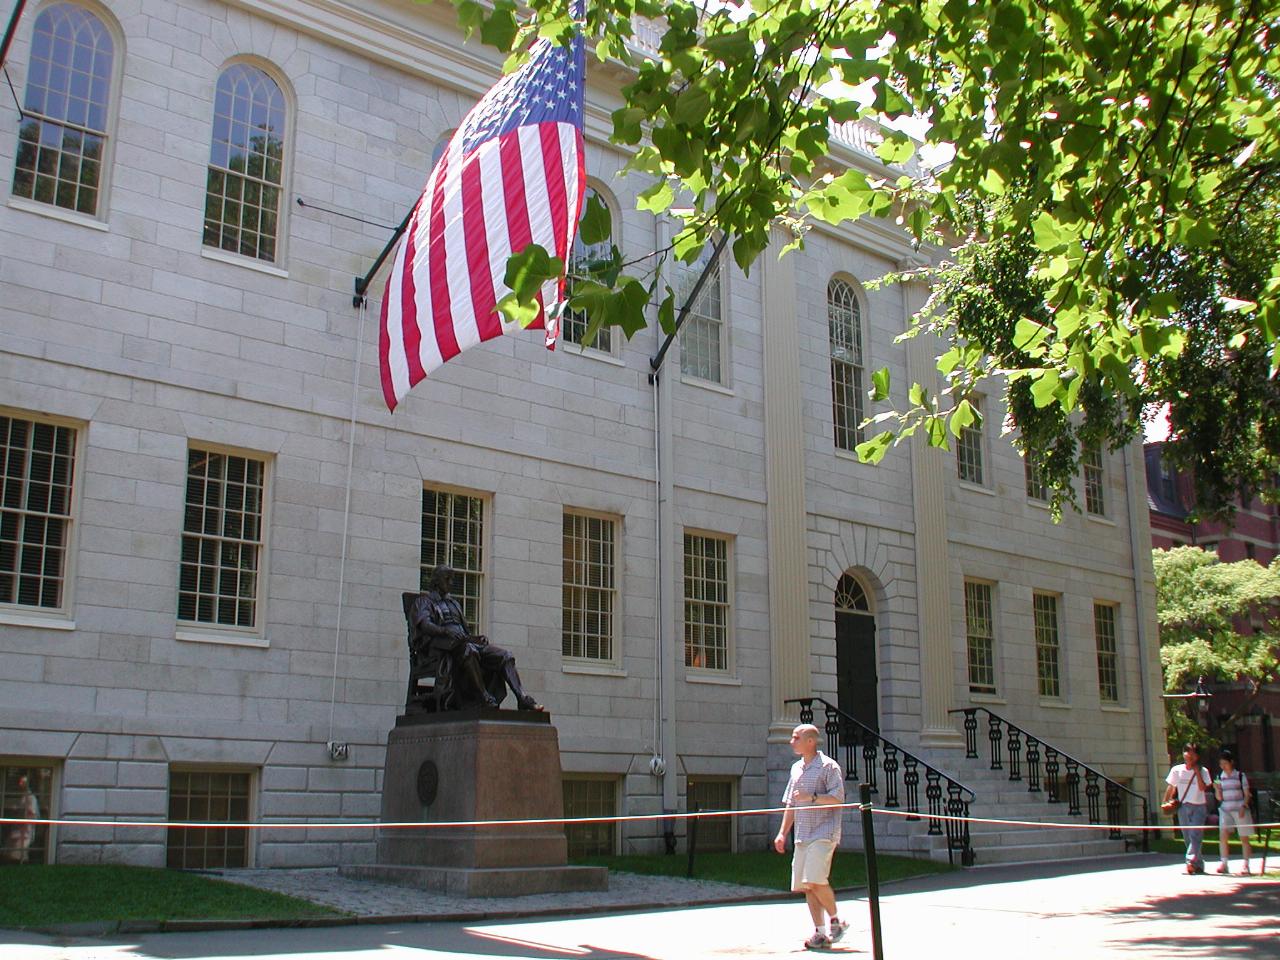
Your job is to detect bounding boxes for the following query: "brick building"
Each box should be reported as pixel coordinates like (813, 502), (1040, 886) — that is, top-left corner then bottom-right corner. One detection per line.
(0, 0), (1166, 869)
(1145, 442), (1279, 775)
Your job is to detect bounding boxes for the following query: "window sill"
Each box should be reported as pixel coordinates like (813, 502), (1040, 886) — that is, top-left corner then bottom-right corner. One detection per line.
(1086, 513), (1116, 526)
(176, 626), (268, 648)
(679, 375), (734, 396)
(8, 196), (109, 231)
(1038, 699), (1072, 710)
(968, 692), (1006, 704)
(1099, 703), (1130, 714)
(685, 672), (741, 686)
(0, 610), (76, 630)
(834, 447), (869, 464)
(958, 480), (996, 497)
(201, 246), (289, 279)
(563, 343), (625, 366)
(1028, 498), (1052, 510)
(562, 662), (627, 678)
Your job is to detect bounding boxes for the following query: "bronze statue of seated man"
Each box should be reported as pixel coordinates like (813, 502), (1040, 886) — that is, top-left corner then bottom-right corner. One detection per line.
(410, 564), (544, 712)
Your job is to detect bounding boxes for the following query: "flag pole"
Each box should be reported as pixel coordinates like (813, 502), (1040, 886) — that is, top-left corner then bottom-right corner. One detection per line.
(353, 206), (414, 308)
(1, 0), (30, 72)
(648, 231), (730, 374)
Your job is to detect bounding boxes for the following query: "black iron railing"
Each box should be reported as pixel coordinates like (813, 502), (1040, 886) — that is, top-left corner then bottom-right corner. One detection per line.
(950, 707), (1150, 852)
(787, 698), (976, 866)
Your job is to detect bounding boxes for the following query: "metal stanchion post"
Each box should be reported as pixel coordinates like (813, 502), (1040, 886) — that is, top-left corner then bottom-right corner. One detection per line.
(860, 782), (885, 960)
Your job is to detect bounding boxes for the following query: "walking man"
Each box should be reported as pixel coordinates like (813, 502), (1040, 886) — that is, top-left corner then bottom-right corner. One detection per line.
(774, 723), (848, 951)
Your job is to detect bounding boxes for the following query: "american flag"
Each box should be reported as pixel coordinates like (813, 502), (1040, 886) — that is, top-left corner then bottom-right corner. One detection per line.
(378, 26), (586, 412)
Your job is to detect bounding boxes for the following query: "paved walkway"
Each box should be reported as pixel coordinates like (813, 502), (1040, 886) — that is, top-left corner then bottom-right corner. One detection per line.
(2, 855), (1276, 959)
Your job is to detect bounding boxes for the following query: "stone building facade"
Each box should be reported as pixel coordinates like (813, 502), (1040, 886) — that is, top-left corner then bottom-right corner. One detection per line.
(0, 0), (1166, 868)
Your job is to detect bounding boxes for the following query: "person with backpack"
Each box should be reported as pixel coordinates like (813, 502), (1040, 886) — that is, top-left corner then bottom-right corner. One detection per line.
(1213, 747), (1254, 876)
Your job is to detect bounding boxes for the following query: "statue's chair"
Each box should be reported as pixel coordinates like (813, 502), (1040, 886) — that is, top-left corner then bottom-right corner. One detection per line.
(401, 591), (456, 713)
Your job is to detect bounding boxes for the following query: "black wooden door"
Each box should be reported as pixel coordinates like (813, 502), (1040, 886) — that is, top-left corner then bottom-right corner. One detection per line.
(836, 610), (878, 733)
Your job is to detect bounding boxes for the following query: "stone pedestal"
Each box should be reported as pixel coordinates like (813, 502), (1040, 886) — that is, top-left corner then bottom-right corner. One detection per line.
(341, 709), (607, 897)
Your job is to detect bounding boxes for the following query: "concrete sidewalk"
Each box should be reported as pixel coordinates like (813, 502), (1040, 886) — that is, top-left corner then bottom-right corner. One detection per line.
(2, 854), (1275, 958)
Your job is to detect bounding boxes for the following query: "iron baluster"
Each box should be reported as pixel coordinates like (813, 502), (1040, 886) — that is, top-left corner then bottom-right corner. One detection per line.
(824, 705), (841, 759)
(903, 757), (920, 821)
(987, 713), (1004, 770)
(925, 770), (943, 835)
(862, 737), (879, 795)
(1045, 747), (1061, 802)
(1105, 781), (1122, 840)
(1084, 770), (1101, 824)
(797, 699), (815, 725)
(1025, 737), (1042, 793)
(883, 745), (900, 808)
(961, 708), (979, 758)
(1065, 759), (1081, 816)
(1006, 727), (1022, 782)
(945, 783), (967, 866)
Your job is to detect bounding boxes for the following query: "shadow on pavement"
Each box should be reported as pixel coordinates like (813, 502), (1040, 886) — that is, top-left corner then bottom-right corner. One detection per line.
(871, 854), (1181, 897)
(1101, 882), (1280, 957)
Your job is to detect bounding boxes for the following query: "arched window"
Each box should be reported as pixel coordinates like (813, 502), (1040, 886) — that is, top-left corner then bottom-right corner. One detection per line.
(12, 3), (115, 215)
(835, 573), (871, 613)
(677, 240), (724, 383)
(564, 185), (614, 352)
(828, 278), (865, 451)
(203, 63), (287, 263)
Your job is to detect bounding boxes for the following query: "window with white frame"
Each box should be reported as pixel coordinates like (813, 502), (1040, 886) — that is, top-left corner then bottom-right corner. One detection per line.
(1025, 457), (1049, 502)
(0, 761), (55, 864)
(178, 448), (266, 630)
(964, 580), (996, 695)
(562, 776), (618, 856)
(956, 396), (985, 485)
(828, 278), (865, 452)
(1083, 446), (1106, 516)
(562, 511), (617, 662)
(684, 532), (731, 672)
(166, 768), (252, 868)
(564, 186), (614, 352)
(1, 414), (78, 612)
(1033, 592), (1061, 698)
(1093, 602), (1120, 703)
(677, 241), (724, 383)
(12, 3), (115, 216)
(420, 488), (485, 630)
(203, 63), (287, 262)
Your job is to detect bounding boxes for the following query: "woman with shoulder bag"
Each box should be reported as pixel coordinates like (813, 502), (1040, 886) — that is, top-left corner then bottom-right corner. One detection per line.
(1162, 742), (1212, 875)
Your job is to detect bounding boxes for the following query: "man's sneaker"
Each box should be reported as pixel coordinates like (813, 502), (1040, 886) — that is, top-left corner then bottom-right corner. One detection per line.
(829, 920), (850, 943)
(804, 932), (832, 951)
(1215, 864), (1229, 874)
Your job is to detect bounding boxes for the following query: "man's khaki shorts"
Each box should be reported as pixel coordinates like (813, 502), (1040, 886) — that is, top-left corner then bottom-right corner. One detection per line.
(791, 838), (837, 890)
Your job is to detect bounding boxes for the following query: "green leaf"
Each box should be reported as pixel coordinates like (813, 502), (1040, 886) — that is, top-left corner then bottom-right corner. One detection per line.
(657, 292), (676, 336)
(502, 244), (563, 315)
(856, 430), (894, 464)
(871, 367), (891, 401)
(637, 180), (675, 214)
(1014, 317), (1051, 355)
(672, 84), (712, 126)
(949, 399), (976, 437)
(578, 192), (612, 247)
(479, 7), (518, 51)
(1030, 370), (1061, 408)
(612, 107), (646, 144)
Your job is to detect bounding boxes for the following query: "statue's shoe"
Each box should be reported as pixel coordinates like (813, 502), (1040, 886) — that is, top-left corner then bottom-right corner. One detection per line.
(518, 697), (546, 711)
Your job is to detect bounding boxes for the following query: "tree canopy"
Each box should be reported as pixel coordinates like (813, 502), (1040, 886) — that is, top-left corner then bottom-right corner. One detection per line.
(1154, 546), (1280, 753)
(453, 0), (1280, 511)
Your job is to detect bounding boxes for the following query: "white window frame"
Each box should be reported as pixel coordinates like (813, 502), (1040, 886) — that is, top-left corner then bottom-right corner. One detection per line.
(683, 530), (734, 676)
(175, 443), (271, 647)
(1093, 601), (1122, 705)
(9, 0), (124, 225)
(201, 58), (294, 269)
(1083, 446), (1107, 517)
(1025, 456), (1050, 503)
(827, 276), (867, 454)
(561, 508), (620, 667)
(0, 409), (84, 626)
(677, 239), (728, 387)
(1033, 591), (1063, 700)
(956, 395), (987, 487)
(963, 579), (997, 695)
(420, 485), (488, 635)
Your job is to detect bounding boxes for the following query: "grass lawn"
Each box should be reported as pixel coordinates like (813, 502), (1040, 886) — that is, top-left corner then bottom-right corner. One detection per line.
(0, 865), (343, 929)
(571, 849), (954, 891)
(1151, 827), (1280, 869)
